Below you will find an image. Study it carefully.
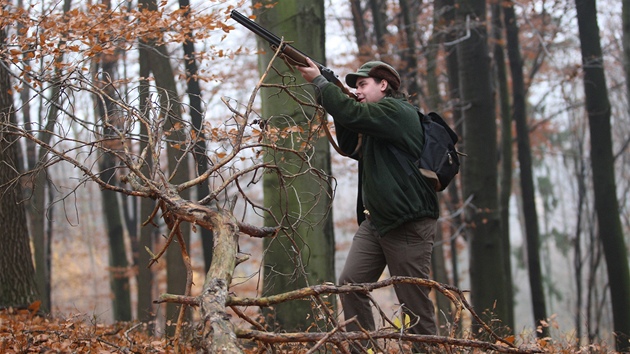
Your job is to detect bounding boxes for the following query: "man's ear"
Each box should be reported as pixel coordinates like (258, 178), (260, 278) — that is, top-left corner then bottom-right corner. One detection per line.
(379, 79), (388, 92)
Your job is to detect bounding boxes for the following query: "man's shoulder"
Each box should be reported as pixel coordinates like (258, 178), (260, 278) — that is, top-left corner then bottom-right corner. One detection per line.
(379, 97), (418, 120)
(381, 97), (415, 110)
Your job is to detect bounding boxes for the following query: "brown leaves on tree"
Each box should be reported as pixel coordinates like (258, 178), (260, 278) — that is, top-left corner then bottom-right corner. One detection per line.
(0, 1), (238, 78)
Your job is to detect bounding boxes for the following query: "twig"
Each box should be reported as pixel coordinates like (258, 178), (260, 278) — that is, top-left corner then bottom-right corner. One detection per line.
(306, 317), (355, 354)
(147, 216), (180, 268)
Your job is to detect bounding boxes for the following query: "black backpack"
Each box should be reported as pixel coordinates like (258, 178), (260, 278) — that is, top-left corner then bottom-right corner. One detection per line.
(389, 111), (462, 192)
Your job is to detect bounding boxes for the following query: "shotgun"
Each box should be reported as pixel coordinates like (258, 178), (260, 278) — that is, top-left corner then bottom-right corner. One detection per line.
(230, 10), (357, 100)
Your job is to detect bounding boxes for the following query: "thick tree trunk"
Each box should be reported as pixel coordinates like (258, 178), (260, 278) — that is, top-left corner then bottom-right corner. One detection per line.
(456, 0), (510, 331)
(255, 0), (336, 331)
(0, 26), (38, 307)
(576, 0), (630, 350)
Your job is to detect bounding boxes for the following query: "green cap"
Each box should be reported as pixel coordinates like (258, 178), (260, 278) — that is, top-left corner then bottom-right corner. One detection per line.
(345, 61), (401, 91)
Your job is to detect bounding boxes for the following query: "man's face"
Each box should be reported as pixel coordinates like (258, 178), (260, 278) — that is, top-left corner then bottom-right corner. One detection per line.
(355, 77), (387, 103)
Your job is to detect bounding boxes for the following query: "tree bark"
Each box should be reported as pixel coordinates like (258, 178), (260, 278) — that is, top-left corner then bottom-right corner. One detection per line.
(136, 44), (157, 325)
(254, 0), (336, 331)
(504, 0), (548, 336)
(0, 26), (38, 308)
(456, 0), (510, 331)
(576, 0), (630, 350)
(200, 209), (242, 353)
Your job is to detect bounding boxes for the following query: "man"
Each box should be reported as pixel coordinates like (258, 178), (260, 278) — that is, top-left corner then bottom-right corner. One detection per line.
(296, 59), (439, 348)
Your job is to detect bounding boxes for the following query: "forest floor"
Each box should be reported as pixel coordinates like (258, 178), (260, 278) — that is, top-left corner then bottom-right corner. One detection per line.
(0, 305), (620, 353)
(0, 305), (194, 353)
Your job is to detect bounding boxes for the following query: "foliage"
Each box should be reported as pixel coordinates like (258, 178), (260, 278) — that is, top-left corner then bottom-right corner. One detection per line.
(1, 1), (235, 70)
(0, 305), (198, 353)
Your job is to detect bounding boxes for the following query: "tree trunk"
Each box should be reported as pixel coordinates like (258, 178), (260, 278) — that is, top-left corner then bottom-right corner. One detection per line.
(440, 0), (464, 294)
(350, 0), (371, 62)
(100, 159), (133, 321)
(398, 0), (422, 107)
(136, 45), (156, 324)
(492, 0), (515, 332)
(200, 209), (242, 353)
(255, 0), (336, 331)
(179, 0), (214, 273)
(94, 16), (132, 320)
(425, 0), (451, 329)
(23, 0), (73, 313)
(570, 121), (588, 345)
(431, 227), (452, 335)
(0, 26), (39, 308)
(456, 0), (510, 332)
(369, 0), (390, 60)
(504, 0), (547, 336)
(576, 0), (630, 350)
(138, 0), (191, 335)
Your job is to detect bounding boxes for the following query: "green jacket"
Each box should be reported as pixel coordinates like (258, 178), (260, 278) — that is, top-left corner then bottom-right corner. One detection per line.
(312, 76), (439, 236)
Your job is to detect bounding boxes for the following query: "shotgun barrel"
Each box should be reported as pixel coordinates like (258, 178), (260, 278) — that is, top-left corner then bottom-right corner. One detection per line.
(230, 10), (356, 99)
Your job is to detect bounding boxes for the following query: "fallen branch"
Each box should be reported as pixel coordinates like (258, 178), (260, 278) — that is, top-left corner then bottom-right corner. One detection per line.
(236, 328), (544, 353)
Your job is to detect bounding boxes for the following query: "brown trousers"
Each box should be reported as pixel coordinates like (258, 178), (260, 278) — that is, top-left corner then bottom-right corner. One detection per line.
(338, 217), (437, 337)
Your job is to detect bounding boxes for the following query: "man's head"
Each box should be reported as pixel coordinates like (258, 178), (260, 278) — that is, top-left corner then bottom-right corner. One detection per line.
(345, 61), (401, 92)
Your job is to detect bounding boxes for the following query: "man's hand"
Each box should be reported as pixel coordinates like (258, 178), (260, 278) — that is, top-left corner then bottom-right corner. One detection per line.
(296, 57), (321, 83)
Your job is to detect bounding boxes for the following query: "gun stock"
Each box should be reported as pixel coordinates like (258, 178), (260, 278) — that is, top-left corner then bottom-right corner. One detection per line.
(230, 10), (357, 100)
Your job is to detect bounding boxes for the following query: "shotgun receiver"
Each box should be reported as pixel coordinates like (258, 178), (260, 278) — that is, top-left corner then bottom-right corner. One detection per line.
(230, 10), (357, 100)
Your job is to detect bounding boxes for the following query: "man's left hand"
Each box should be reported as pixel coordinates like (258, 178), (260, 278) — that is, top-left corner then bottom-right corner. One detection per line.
(296, 58), (321, 83)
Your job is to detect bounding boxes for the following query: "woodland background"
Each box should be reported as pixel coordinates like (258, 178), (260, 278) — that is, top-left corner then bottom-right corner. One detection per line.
(0, 0), (629, 352)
